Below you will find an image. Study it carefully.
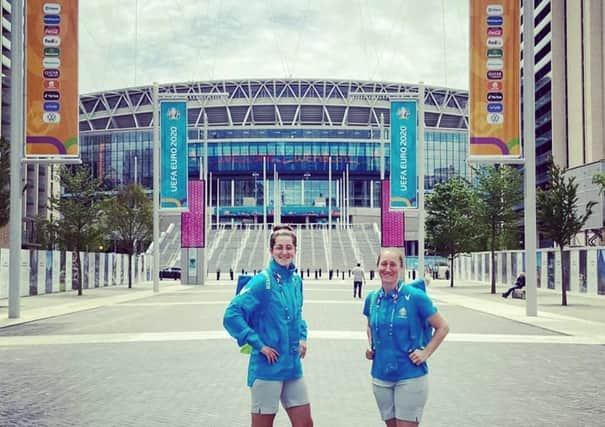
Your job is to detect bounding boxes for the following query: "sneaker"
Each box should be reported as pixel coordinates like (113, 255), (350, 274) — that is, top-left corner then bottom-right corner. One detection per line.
(501, 293), (507, 298)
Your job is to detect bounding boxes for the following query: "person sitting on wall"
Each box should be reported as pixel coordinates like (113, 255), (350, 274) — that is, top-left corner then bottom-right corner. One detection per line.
(502, 272), (526, 298)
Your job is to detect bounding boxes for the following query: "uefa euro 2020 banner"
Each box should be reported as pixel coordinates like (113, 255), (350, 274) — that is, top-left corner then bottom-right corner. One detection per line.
(390, 100), (417, 209)
(469, 0), (521, 161)
(26, 0), (79, 158)
(160, 101), (188, 211)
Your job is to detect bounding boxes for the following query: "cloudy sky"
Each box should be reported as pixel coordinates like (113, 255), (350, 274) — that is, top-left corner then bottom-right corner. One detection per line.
(79, 0), (469, 94)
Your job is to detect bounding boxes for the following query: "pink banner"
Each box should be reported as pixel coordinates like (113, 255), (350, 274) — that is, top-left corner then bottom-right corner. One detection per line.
(181, 181), (205, 248)
(381, 180), (404, 247)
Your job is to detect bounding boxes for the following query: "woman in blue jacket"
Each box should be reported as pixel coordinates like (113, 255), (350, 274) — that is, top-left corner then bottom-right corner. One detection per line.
(363, 248), (449, 427)
(224, 225), (313, 427)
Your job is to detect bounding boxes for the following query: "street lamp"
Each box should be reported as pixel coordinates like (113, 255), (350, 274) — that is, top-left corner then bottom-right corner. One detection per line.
(252, 172), (259, 224)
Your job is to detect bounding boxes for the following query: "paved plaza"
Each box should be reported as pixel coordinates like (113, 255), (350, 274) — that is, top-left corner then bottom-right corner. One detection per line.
(1, 279), (604, 426)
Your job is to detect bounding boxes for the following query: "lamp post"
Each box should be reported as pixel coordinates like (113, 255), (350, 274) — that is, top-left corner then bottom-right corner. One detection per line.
(252, 172), (259, 224)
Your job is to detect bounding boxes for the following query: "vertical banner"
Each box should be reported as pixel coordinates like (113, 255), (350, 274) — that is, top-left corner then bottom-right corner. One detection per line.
(469, 0), (521, 160)
(26, 0), (79, 157)
(181, 180), (205, 248)
(381, 180), (405, 247)
(160, 100), (188, 210)
(390, 100), (417, 208)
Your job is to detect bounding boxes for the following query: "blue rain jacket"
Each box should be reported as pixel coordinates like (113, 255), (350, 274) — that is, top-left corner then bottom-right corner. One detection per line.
(363, 280), (437, 382)
(223, 259), (308, 387)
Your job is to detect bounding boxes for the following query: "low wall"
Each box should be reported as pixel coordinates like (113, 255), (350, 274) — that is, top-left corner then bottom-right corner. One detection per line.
(0, 249), (152, 298)
(455, 247), (605, 297)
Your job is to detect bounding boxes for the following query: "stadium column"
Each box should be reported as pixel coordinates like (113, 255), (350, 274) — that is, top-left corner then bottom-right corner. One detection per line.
(152, 83), (160, 292)
(523, 0), (537, 316)
(8, 0), (24, 318)
(418, 83), (425, 278)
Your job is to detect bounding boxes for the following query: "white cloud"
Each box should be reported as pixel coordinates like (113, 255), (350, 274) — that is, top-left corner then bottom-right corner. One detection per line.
(79, 0), (469, 94)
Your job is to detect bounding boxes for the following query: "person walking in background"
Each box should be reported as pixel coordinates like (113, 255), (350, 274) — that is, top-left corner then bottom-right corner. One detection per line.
(363, 248), (449, 427)
(223, 225), (313, 427)
(352, 262), (366, 298)
(502, 272), (526, 298)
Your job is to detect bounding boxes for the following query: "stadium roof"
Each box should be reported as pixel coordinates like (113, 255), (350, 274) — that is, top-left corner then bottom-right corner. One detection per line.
(79, 78), (468, 132)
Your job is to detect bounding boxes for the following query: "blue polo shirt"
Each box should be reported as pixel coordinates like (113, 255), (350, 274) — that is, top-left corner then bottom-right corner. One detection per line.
(363, 282), (437, 382)
(224, 260), (308, 387)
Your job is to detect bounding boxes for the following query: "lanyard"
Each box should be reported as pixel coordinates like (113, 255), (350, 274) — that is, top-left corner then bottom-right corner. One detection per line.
(373, 286), (401, 339)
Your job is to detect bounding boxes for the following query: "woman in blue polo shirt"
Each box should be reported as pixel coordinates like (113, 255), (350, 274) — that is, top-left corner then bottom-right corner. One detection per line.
(224, 225), (313, 427)
(363, 248), (449, 427)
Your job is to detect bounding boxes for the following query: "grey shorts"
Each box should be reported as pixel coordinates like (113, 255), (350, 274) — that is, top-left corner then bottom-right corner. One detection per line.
(372, 375), (429, 422)
(250, 378), (310, 415)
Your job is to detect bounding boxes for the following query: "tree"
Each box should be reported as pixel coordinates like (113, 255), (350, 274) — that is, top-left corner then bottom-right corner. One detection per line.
(594, 173), (605, 195)
(537, 164), (596, 306)
(100, 184), (152, 288)
(0, 137), (9, 227)
(474, 165), (523, 294)
(45, 165), (107, 295)
(425, 177), (482, 287)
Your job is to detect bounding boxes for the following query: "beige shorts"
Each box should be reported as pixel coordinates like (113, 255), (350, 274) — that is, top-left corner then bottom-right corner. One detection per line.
(372, 375), (429, 422)
(250, 378), (310, 415)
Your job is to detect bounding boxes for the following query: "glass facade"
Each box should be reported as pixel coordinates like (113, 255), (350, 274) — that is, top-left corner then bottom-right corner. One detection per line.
(80, 126), (470, 215)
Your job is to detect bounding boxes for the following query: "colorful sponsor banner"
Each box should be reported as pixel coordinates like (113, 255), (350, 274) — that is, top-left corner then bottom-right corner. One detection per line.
(469, 0), (521, 159)
(381, 180), (405, 248)
(390, 100), (417, 208)
(181, 181), (205, 248)
(26, 0), (79, 157)
(160, 100), (188, 210)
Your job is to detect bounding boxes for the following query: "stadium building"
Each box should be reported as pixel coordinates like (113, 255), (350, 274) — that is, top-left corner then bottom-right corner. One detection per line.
(78, 79), (470, 267)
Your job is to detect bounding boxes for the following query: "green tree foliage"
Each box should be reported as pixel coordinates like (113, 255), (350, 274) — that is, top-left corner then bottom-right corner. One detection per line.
(100, 184), (152, 288)
(537, 164), (596, 306)
(425, 177), (482, 287)
(474, 165), (523, 294)
(45, 166), (107, 295)
(593, 173), (605, 195)
(0, 137), (9, 227)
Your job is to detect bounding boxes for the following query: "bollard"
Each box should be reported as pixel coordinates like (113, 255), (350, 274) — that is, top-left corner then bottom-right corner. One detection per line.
(348, 269), (351, 277)
(217, 270), (221, 280)
(341, 271), (345, 280)
(307, 268), (310, 278)
(370, 270), (374, 280)
(412, 270), (416, 279)
(229, 269), (234, 280)
(314, 270), (318, 279)
(319, 268), (322, 277)
(329, 270), (333, 280)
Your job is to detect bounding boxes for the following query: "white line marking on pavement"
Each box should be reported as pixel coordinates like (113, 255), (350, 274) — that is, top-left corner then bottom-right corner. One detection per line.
(121, 300), (381, 306)
(1, 331), (604, 347)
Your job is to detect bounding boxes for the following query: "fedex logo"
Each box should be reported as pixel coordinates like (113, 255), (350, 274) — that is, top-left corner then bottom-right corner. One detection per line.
(487, 37), (503, 48)
(43, 36), (61, 47)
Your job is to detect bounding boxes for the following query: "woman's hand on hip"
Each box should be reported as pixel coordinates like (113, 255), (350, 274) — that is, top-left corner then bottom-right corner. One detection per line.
(260, 346), (280, 364)
(299, 340), (307, 359)
(408, 348), (428, 365)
